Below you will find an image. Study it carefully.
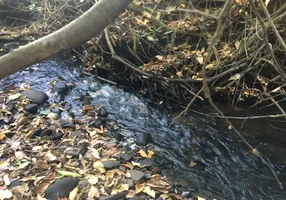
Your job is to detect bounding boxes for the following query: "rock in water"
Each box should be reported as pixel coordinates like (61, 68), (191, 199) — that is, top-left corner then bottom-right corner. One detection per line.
(44, 178), (79, 200)
(22, 90), (49, 105)
(135, 133), (152, 146)
(25, 103), (38, 114)
(98, 106), (108, 118)
(53, 82), (69, 94)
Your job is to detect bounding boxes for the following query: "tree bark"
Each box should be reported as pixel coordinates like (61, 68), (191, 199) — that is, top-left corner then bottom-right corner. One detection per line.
(0, 0), (131, 79)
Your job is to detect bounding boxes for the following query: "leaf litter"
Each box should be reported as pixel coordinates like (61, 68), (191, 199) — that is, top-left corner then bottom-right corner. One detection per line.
(0, 88), (188, 200)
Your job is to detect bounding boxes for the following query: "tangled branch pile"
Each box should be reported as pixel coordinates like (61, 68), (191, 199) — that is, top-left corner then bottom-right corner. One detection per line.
(1, 0), (286, 107)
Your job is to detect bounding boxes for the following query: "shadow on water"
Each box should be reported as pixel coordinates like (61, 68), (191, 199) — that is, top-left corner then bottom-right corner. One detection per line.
(1, 57), (286, 199)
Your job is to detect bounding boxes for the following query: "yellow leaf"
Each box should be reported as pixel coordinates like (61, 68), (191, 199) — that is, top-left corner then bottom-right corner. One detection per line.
(147, 150), (155, 158)
(138, 150), (148, 158)
(196, 56), (204, 64)
(229, 73), (241, 81)
(197, 196), (206, 200)
(0, 132), (6, 141)
(88, 186), (100, 199)
(93, 161), (106, 173)
(69, 187), (78, 200)
(135, 183), (144, 194)
(120, 162), (133, 169)
(143, 186), (156, 198)
(189, 161), (197, 167)
(126, 190), (136, 198)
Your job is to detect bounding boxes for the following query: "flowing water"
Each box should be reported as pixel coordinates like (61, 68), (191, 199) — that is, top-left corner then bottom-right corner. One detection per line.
(1, 57), (286, 199)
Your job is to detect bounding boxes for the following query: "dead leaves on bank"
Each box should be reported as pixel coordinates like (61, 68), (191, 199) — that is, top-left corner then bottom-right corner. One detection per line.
(0, 90), (182, 200)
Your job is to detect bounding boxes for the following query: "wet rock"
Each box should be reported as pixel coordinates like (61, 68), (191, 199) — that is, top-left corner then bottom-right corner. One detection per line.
(49, 133), (63, 140)
(120, 153), (133, 162)
(78, 180), (91, 190)
(126, 179), (134, 189)
(53, 82), (68, 94)
(22, 90), (49, 105)
(3, 42), (19, 52)
(44, 178), (79, 200)
(111, 131), (123, 141)
(98, 107), (108, 118)
(130, 196), (143, 200)
(25, 103), (38, 114)
(29, 128), (43, 139)
(71, 130), (86, 137)
(144, 171), (152, 179)
(130, 170), (145, 182)
(140, 158), (154, 167)
(105, 191), (128, 200)
(40, 129), (53, 137)
(135, 133), (152, 146)
(60, 120), (75, 129)
(66, 146), (87, 158)
(102, 160), (120, 170)
(119, 166), (127, 173)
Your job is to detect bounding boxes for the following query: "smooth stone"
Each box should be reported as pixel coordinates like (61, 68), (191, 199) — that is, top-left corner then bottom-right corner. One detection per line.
(144, 171), (152, 179)
(49, 133), (63, 140)
(120, 153), (133, 162)
(140, 158), (154, 167)
(126, 179), (134, 189)
(105, 191), (128, 200)
(78, 180), (91, 190)
(66, 146), (87, 157)
(25, 103), (38, 114)
(119, 166), (127, 173)
(98, 107), (108, 118)
(40, 129), (53, 137)
(60, 120), (75, 129)
(44, 178), (79, 200)
(53, 82), (69, 94)
(135, 133), (152, 146)
(22, 90), (49, 105)
(102, 160), (120, 170)
(29, 128), (43, 139)
(130, 196), (142, 200)
(130, 170), (145, 182)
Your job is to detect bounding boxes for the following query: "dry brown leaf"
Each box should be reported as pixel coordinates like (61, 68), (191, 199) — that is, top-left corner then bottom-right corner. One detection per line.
(143, 186), (156, 198)
(135, 183), (145, 194)
(88, 186), (100, 199)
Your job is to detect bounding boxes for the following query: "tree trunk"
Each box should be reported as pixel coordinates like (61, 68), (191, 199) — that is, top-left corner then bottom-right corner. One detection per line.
(0, 0), (131, 79)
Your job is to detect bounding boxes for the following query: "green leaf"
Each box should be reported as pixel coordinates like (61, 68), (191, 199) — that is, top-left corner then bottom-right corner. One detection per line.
(58, 170), (81, 178)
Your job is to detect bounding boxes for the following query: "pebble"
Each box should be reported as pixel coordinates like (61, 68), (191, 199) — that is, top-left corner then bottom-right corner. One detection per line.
(135, 132), (152, 146)
(66, 146), (87, 158)
(22, 90), (49, 105)
(102, 160), (120, 170)
(53, 82), (69, 94)
(25, 103), (38, 114)
(140, 158), (154, 167)
(98, 107), (108, 118)
(40, 129), (53, 137)
(78, 180), (91, 190)
(60, 120), (75, 129)
(120, 153), (133, 162)
(29, 128), (43, 138)
(130, 170), (145, 182)
(44, 178), (79, 200)
(130, 196), (142, 200)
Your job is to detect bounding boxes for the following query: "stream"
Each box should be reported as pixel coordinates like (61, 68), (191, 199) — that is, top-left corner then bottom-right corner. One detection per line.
(1, 57), (286, 199)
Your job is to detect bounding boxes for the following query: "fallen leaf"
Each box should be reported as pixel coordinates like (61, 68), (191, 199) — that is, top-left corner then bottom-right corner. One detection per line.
(8, 93), (21, 100)
(0, 189), (13, 199)
(189, 161), (197, 167)
(93, 161), (106, 173)
(196, 56), (204, 64)
(143, 186), (156, 198)
(69, 187), (78, 200)
(88, 186), (100, 199)
(196, 196), (206, 200)
(0, 132), (6, 141)
(58, 170), (81, 178)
